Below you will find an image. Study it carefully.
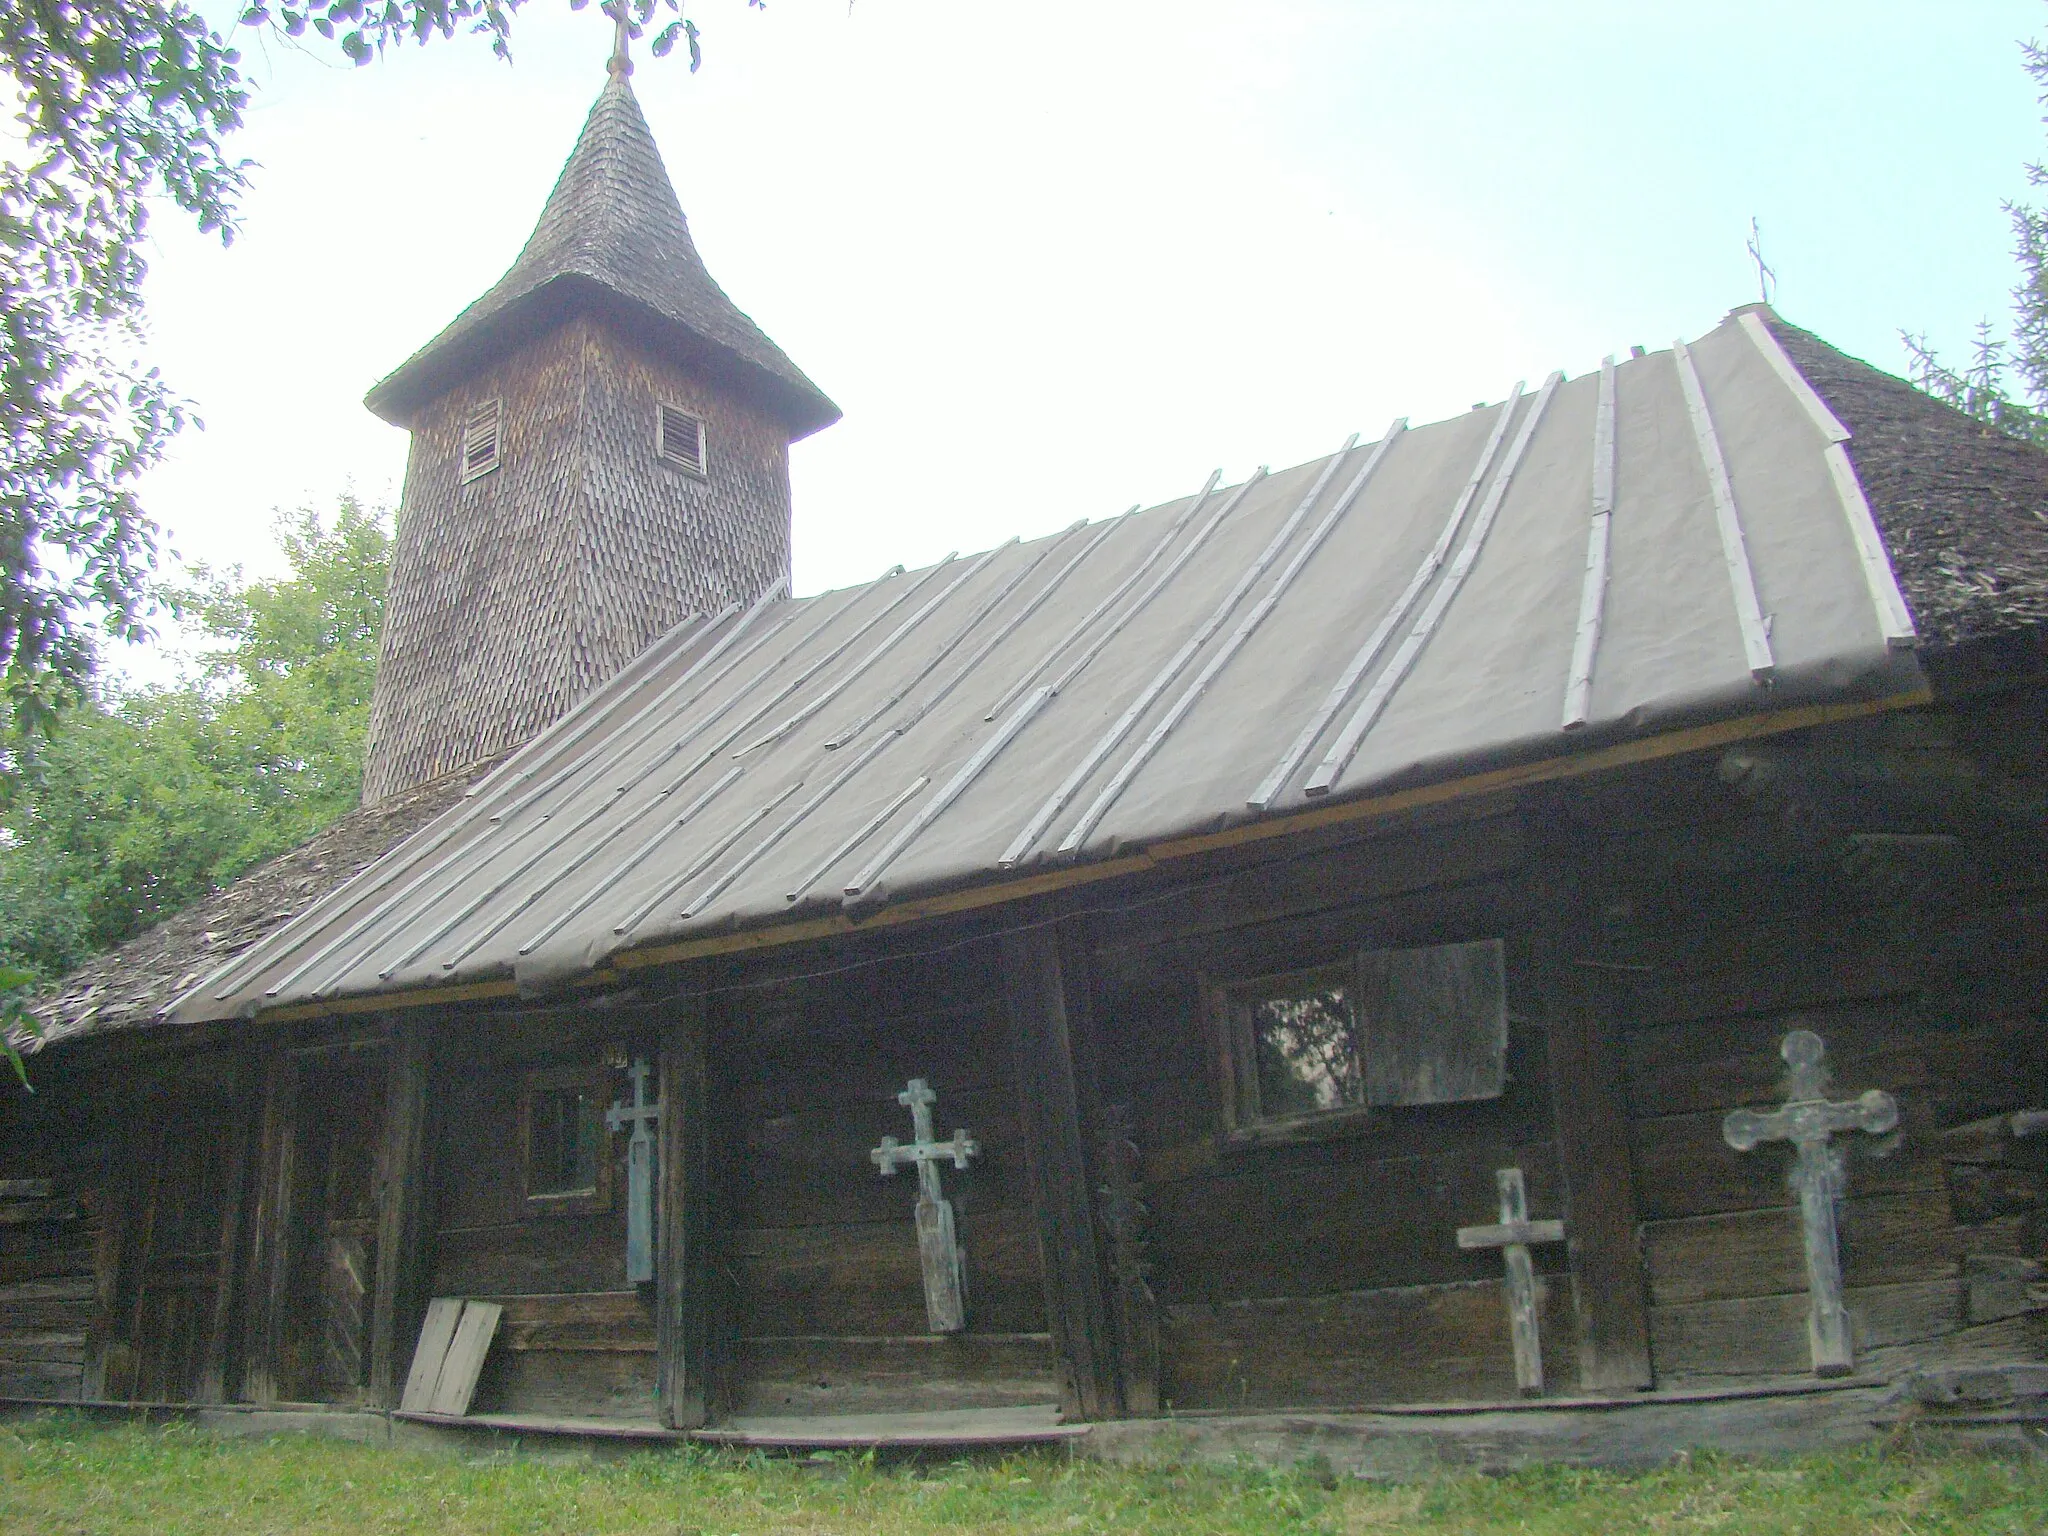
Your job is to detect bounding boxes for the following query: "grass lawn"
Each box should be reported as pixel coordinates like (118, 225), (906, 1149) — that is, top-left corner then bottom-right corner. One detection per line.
(1, 1414), (2045, 1535)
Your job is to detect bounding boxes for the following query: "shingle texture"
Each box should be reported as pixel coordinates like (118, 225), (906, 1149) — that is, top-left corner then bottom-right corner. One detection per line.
(26, 760), (496, 1047)
(364, 74), (837, 438)
(359, 317), (794, 803)
(1769, 315), (2048, 645)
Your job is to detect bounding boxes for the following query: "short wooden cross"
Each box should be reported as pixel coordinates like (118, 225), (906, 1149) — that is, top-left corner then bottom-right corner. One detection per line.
(1722, 1028), (1897, 1376)
(871, 1078), (980, 1333)
(1456, 1166), (1567, 1395)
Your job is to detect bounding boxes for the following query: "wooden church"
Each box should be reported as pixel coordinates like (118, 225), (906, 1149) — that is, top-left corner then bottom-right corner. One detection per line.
(5, 49), (2048, 1471)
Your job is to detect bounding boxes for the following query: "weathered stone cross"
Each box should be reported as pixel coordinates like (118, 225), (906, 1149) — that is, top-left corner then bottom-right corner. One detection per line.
(1456, 1167), (1567, 1394)
(606, 1058), (662, 1286)
(1722, 1028), (1898, 1377)
(871, 1078), (980, 1333)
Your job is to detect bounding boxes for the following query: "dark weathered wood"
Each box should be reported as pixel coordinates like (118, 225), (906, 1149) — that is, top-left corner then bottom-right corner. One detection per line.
(195, 1053), (256, 1404)
(491, 1289), (655, 1352)
(1643, 1187), (1956, 1307)
(734, 1333), (1060, 1417)
(1161, 1276), (1578, 1410)
(239, 1051), (297, 1404)
(735, 1206), (1048, 1337)
(370, 1015), (435, 1407)
(1649, 1279), (1964, 1381)
(657, 995), (713, 1428)
(469, 1344), (661, 1420)
(430, 1215), (629, 1296)
(1522, 834), (1655, 1395)
(1002, 921), (1118, 1421)
(1097, 1103), (1159, 1415)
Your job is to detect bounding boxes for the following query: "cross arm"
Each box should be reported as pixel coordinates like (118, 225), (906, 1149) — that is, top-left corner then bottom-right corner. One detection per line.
(1457, 1218), (1567, 1251)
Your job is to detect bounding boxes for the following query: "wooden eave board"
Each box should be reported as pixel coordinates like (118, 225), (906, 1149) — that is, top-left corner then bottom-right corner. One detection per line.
(693, 1405), (1082, 1448)
(398, 1297), (465, 1415)
(426, 1300), (502, 1418)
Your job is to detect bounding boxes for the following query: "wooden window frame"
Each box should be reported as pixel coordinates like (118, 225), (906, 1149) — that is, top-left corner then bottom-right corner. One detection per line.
(518, 1063), (615, 1216)
(460, 396), (504, 485)
(1206, 937), (1509, 1147)
(1206, 960), (1374, 1146)
(656, 401), (707, 478)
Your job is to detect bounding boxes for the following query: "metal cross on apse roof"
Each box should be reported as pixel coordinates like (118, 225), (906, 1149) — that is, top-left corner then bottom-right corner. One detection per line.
(1723, 1029), (1898, 1376)
(871, 1078), (980, 1333)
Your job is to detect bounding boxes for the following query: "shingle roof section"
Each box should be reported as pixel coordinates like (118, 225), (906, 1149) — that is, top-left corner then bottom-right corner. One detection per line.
(364, 74), (838, 437)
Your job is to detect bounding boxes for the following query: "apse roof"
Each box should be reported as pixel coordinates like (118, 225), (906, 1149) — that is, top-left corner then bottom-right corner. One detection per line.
(364, 73), (838, 437)
(168, 307), (1966, 1026)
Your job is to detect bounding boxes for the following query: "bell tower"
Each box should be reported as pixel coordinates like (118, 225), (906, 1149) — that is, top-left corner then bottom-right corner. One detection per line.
(359, 60), (837, 804)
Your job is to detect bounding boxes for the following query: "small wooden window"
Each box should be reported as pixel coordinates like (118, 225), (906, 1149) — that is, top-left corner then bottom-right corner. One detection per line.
(519, 1065), (613, 1214)
(657, 403), (705, 475)
(1210, 939), (1507, 1140)
(461, 397), (503, 484)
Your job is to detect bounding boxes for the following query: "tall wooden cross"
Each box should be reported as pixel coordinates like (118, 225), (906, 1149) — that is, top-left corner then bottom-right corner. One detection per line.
(1722, 1028), (1898, 1376)
(606, 1058), (662, 1285)
(871, 1078), (980, 1333)
(1456, 1166), (1567, 1395)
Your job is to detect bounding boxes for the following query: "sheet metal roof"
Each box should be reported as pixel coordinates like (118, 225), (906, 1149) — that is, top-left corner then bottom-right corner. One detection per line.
(177, 310), (1928, 1024)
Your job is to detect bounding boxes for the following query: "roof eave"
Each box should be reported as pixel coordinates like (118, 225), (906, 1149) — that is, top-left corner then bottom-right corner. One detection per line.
(363, 273), (841, 439)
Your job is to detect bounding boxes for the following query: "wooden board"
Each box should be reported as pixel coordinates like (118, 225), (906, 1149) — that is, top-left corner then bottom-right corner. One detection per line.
(1642, 1188), (1956, 1307)
(698, 1405), (1081, 1447)
(735, 1333), (1061, 1417)
(398, 1297), (464, 1415)
(427, 1299), (502, 1417)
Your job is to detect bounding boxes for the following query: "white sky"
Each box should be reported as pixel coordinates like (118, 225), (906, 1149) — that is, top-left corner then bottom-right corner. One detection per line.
(129, 0), (2047, 647)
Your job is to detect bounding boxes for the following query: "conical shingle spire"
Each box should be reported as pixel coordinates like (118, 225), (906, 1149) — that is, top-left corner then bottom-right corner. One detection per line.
(365, 74), (837, 437)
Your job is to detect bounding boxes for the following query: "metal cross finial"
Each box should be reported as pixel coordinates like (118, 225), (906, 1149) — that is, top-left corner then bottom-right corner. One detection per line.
(605, 1), (634, 77)
(1723, 1028), (1898, 1376)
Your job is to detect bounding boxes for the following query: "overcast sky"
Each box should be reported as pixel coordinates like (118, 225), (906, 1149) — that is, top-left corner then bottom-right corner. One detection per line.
(130, 1), (2046, 637)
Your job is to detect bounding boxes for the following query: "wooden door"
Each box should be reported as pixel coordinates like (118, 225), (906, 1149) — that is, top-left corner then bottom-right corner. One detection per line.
(282, 1049), (389, 1404)
(117, 1099), (246, 1403)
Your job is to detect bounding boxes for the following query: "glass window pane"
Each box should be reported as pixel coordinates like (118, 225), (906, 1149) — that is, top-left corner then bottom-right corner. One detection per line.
(530, 1086), (600, 1195)
(1251, 982), (1365, 1118)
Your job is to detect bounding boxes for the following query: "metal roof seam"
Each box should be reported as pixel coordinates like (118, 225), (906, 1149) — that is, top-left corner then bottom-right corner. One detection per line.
(201, 599), (747, 1006)
(1673, 338), (1776, 682)
(1250, 385), (1527, 811)
(737, 541), (1015, 758)
(893, 519), (1121, 742)
(518, 764), (744, 955)
(1003, 440), (1363, 869)
(484, 585), (793, 827)
(1822, 444), (1919, 649)
(614, 778), (807, 936)
(844, 685), (1055, 899)
(1308, 370), (1565, 797)
(784, 772), (931, 904)
(984, 480), (1219, 722)
(680, 729), (902, 919)
(1562, 356), (1620, 731)
(1061, 421), (1410, 855)
(1736, 310), (1851, 444)
(827, 528), (1078, 752)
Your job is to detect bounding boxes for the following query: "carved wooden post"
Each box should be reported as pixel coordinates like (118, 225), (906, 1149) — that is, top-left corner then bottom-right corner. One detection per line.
(370, 1014), (435, 1408)
(656, 994), (714, 1429)
(1097, 1102), (1159, 1415)
(1002, 920), (1119, 1421)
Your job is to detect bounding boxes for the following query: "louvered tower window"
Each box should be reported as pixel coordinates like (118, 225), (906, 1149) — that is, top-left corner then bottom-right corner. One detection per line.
(658, 403), (706, 475)
(461, 397), (503, 484)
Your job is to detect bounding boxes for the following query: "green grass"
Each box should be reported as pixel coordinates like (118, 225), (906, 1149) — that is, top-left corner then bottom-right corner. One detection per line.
(0, 1413), (2044, 1535)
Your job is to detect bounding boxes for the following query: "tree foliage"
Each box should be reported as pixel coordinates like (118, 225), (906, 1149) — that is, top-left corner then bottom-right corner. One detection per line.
(0, 0), (713, 730)
(0, 496), (389, 981)
(1903, 38), (2048, 444)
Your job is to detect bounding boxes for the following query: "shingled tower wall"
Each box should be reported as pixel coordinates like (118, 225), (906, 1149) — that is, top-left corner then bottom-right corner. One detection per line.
(359, 70), (837, 805)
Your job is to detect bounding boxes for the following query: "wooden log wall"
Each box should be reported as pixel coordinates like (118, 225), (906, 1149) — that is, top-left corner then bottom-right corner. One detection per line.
(1086, 807), (1582, 1410)
(428, 1009), (658, 1421)
(716, 942), (1061, 1418)
(0, 1068), (103, 1403)
(1564, 692), (2048, 1387)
